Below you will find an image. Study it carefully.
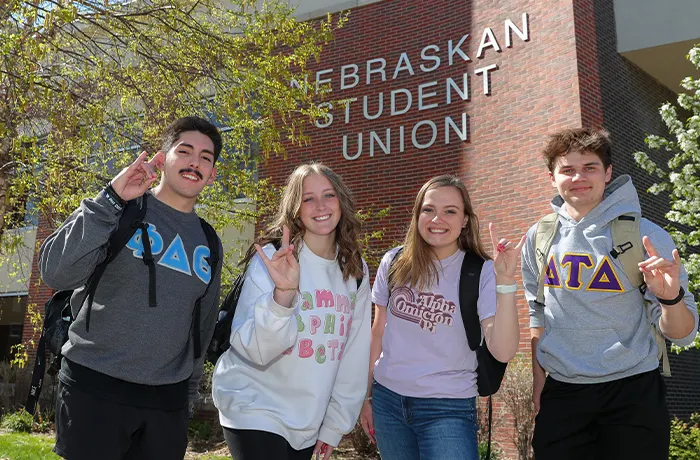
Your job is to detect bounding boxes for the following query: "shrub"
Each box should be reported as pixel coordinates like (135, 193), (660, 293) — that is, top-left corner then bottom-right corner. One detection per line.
(479, 439), (503, 460)
(1, 409), (34, 433)
(669, 414), (700, 460)
(498, 354), (536, 460)
(188, 419), (215, 441)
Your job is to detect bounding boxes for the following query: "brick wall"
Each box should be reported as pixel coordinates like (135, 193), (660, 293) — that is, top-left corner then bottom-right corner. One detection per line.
(23, 0), (698, 455)
(259, 0), (586, 457)
(22, 217), (55, 362)
(592, 0), (700, 421)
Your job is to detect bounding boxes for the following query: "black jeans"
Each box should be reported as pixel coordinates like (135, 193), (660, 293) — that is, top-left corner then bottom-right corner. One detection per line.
(54, 381), (189, 460)
(222, 427), (315, 460)
(533, 370), (670, 460)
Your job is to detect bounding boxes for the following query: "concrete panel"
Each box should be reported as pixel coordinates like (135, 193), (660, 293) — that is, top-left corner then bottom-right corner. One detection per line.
(615, 0), (700, 52)
(289, 0), (383, 21)
(0, 227), (36, 295)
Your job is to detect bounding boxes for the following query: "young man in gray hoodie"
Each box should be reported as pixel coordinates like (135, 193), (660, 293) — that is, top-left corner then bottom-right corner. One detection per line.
(39, 117), (223, 460)
(521, 128), (698, 460)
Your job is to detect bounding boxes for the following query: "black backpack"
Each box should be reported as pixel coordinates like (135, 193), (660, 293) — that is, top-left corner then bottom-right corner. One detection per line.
(206, 241), (362, 365)
(388, 248), (507, 458)
(26, 194), (220, 415)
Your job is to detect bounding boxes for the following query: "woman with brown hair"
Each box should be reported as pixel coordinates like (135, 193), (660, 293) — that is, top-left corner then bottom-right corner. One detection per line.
(212, 163), (370, 460)
(360, 175), (524, 460)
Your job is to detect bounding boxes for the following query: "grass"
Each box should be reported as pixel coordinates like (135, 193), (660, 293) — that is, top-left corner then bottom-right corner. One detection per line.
(0, 432), (357, 460)
(0, 432), (230, 460)
(0, 432), (60, 460)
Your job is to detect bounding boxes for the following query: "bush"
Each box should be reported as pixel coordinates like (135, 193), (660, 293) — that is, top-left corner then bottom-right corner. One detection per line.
(0, 358), (58, 419)
(670, 414), (700, 460)
(188, 419), (215, 441)
(498, 354), (536, 460)
(1, 409), (34, 433)
(198, 361), (215, 403)
(479, 439), (502, 460)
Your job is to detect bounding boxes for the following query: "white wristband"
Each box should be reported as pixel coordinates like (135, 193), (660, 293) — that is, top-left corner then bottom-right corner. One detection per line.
(496, 283), (517, 294)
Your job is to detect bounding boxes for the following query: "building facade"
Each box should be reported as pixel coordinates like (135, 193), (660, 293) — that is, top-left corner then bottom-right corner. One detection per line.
(15, 0), (700, 457)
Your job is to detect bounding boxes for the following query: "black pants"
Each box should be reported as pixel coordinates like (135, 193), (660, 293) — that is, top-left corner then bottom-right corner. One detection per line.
(533, 370), (670, 460)
(54, 381), (189, 460)
(223, 427), (315, 460)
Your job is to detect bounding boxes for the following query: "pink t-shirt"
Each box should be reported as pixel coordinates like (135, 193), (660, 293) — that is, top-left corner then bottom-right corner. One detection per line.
(371, 247), (496, 398)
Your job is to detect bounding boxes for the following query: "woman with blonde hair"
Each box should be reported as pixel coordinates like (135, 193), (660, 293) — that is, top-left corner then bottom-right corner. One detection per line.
(212, 163), (370, 460)
(359, 175), (524, 460)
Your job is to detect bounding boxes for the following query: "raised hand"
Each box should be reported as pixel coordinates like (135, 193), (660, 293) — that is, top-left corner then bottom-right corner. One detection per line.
(110, 151), (162, 202)
(254, 226), (300, 295)
(489, 222), (526, 280)
(639, 236), (682, 301)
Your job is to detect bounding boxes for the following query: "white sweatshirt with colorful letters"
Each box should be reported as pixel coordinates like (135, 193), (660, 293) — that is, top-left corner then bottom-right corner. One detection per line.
(212, 242), (371, 450)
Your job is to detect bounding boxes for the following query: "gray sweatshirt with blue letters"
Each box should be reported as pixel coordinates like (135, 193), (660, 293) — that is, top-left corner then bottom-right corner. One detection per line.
(39, 190), (222, 400)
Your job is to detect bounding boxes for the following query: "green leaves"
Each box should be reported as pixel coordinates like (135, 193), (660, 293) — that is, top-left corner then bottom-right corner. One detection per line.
(0, 0), (344, 264)
(635, 44), (700, 350)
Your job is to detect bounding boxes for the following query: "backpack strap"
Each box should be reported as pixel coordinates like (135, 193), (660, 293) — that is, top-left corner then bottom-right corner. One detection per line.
(458, 251), (486, 352)
(192, 218), (221, 359)
(84, 194), (149, 331)
(386, 247), (404, 300)
(609, 214), (644, 287)
(534, 213), (560, 305)
(610, 214), (671, 377)
(457, 251), (495, 458)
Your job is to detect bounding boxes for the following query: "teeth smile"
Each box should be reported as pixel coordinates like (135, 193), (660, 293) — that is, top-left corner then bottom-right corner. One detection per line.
(429, 229), (447, 234)
(182, 174), (199, 181)
(314, 215), (331, 221)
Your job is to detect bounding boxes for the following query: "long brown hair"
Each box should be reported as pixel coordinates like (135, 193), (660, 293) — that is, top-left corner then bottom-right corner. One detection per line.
(390, 175), (490, 290)
(242, 163), (364, 280)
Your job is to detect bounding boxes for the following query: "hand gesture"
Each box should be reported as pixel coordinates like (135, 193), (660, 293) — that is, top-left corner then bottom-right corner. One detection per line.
(254, 226), (300, 292)
(110, 151), (162, 202)
(359, 400), (376, 444)
(313, 440), (334, 460)
(639, 236), (682, 302)
(489, 223), (526, 280)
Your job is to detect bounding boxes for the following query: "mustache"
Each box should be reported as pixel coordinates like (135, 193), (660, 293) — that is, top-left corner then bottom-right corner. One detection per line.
(178, 168), (203, 180)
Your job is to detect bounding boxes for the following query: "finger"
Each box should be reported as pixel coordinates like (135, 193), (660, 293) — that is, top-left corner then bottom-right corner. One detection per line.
(281, 225), (290, 249)
(312, 440), (322, 458)
(139, 161), (157, 180)
(513, 234), (527, 252)
(285, 245), (299, 269)
(129, 151), (149, 170)
(488, 222), (498, 253)
(642, 236), (660, 258)
(323, 446), (333, 460)
(672, 249), (681, 266)
(641, 258), (674, 271)
(254, 244), (271, 264)
(147, 151), (164, 169)
(360, 418), (369, 436)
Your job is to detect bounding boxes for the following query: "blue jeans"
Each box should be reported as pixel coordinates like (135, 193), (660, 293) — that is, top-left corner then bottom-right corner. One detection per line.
(372, 381), (479, 460)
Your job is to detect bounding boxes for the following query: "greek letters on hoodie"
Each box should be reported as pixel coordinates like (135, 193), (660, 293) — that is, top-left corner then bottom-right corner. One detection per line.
(38, 190), (222, 400)
(521, 175), (698, 384)
(212, 243), (371, 450)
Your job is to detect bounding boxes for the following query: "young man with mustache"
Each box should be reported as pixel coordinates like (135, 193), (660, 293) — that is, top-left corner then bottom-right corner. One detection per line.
(39, 116), (224, 460)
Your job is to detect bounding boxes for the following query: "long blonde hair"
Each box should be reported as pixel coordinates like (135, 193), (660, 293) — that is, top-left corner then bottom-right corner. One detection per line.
(242, 163), (364, 280)
(390, 175), (490, 290)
